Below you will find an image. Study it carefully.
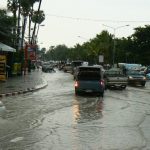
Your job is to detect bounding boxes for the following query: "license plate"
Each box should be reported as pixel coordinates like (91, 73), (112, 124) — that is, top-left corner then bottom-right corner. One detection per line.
(86, 90), (92, 93)
(115, 84), (121, 87)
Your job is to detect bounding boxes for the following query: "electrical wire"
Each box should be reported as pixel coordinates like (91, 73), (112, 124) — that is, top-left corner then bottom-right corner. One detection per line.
(46, 14), (150, 23)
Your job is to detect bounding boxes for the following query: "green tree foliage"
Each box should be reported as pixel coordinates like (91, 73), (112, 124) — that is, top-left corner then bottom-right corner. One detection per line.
(0, 9), (15, 45)
(45, 45), (69, 61)
(131, 25), (150, 65)
(44, 31), (113, 64)
(42, 25), (150, 65)
(114, 37), (134, 64)
(31, 10), (45, 24)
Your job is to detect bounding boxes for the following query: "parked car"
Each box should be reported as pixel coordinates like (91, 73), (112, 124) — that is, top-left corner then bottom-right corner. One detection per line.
(63, 63), (72, 73)
(104, 68), (128, 89)
(71, 60), (84, 75)
(71, 60), (89, 79)
(144, 66), (150, 74)
(74, 66), (105, 97)
(127, 70), (146, 86)
(42, 63), (55, 73)
(140, 66), (147, 74)
(146, 73), (150, 80)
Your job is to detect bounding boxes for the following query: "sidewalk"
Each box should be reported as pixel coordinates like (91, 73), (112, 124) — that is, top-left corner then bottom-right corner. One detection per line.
(0, 69), (47, 98)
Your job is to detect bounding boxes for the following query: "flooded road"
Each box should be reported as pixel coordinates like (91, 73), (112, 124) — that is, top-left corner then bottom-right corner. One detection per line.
(1, 69), (150, 150)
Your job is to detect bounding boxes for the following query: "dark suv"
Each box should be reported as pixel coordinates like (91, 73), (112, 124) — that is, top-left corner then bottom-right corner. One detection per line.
(74, 66), (105, 97)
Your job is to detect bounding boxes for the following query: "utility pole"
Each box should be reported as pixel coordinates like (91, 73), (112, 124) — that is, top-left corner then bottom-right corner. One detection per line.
(103, 24), (129, 67)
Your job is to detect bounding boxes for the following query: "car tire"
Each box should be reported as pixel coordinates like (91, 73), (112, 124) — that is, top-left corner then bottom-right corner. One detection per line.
(122, 85), (126, 89)
(141, 82), (145, 87)
(75, 89), (79, 95)
(99, 92), (104, 97)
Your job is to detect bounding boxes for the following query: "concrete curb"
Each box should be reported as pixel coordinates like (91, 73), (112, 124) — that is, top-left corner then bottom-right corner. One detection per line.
(0, 79), (48, 99)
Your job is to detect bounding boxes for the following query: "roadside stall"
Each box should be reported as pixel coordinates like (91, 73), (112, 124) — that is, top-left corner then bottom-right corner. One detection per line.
(0, 42), (16, 81)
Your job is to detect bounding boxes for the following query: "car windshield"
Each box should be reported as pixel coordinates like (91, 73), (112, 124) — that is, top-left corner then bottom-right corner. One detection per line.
(65, 64), (71, 67)
(71, 61), (83, 67)
(127, 70), (144, 75)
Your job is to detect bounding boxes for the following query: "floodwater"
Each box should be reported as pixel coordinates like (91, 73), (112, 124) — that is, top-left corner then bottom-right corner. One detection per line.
(0, 69), (150, 150)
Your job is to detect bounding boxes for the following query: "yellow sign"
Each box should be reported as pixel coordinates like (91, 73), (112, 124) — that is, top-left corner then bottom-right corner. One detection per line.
(0, 55), (6, 81)
(0, 55), (6, 62)
(0, 74), (6, 81)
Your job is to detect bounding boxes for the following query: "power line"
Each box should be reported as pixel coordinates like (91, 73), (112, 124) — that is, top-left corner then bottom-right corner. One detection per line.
(46, 14), (150, 23)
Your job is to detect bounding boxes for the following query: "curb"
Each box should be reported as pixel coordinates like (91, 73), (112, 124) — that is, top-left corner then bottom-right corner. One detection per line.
(0, 79), (48, 99)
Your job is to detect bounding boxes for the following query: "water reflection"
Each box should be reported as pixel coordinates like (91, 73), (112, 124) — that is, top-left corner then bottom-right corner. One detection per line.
(72, 96), (103, 124)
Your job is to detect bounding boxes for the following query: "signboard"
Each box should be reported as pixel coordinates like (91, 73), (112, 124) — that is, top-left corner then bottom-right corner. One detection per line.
(29, 51), (36, 60)
(0, 55), (6, 81)
(27, 44), (37, 61)
(99, 55), (104, 63)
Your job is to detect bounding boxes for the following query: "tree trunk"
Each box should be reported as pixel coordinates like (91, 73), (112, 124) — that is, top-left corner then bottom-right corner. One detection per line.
(17, 0), (21, 51)
(31, 0), (42, 44)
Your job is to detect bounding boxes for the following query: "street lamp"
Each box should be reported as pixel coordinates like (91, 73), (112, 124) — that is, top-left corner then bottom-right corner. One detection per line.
(102, 24), (129, 67)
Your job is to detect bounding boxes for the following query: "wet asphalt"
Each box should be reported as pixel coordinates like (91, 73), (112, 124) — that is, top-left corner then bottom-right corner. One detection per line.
(0, 69), (150, 150)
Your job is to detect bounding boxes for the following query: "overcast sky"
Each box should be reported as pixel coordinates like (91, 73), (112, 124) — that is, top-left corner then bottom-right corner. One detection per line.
(1, 0), (150, 49)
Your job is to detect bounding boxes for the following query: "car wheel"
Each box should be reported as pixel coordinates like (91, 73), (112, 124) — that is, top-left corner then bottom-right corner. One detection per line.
(122, 85), (126, 89)
(141, 82), (145, 87)
(99, 92), (104, 97)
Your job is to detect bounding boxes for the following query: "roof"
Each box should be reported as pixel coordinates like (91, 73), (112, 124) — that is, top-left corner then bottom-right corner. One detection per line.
(78, 66), (102, 71)
(79, 66), (99, 68)
(0, 42), (16, 52)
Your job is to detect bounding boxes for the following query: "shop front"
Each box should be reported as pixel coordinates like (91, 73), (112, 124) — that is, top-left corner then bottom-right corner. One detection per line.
(0, 42), (16, 81)
(0, 55), (6, 81)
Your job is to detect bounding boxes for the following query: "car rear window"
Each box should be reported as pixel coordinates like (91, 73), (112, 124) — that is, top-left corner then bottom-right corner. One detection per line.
(105, 71), (124, 77)
(78, 71), (101, 80)
(79, 67), (100, 72)
(71, 61), (83, 67)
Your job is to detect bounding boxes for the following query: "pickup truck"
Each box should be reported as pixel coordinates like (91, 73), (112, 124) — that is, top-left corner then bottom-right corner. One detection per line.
(104, 68), (128, 90)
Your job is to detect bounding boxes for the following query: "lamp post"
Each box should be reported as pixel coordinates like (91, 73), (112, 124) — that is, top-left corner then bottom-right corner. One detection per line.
(103, 24), (129, 67)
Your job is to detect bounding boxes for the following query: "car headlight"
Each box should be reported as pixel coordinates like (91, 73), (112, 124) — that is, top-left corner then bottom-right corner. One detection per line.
(129, 76), (133, 79)
(143, 77), (146, 80)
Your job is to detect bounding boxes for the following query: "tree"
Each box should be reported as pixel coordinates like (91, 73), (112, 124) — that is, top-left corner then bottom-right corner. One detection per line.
(131, 25), (150, 65)
(28, 0), (40, 43)
(7, 0), (18, 47)
(0, 9), (15, 45)
(31, 0), (45, 44)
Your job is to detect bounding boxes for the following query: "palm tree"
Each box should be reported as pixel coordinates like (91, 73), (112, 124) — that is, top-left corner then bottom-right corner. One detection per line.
(31, 0), (43, 44)
(19, 0), (31, 49)
(7, 0), (18, 47)
(28, 0), (40, 43)
(31, 10), (45, 44)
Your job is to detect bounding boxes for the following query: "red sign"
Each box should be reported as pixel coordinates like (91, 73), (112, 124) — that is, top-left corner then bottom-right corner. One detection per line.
(29, 51), (36, 60)
(25, 44), (37, 61)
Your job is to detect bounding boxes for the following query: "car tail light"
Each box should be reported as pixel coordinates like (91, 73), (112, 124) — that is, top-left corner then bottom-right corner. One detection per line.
(100, 80), (105, 86)
(75, 81), (79, 87)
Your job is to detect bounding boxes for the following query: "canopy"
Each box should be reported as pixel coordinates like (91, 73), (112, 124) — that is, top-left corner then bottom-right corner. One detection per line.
(0, 42), (16, 52)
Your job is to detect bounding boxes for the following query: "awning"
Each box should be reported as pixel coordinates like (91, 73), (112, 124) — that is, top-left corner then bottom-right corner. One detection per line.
(0, 42), (16, 52)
